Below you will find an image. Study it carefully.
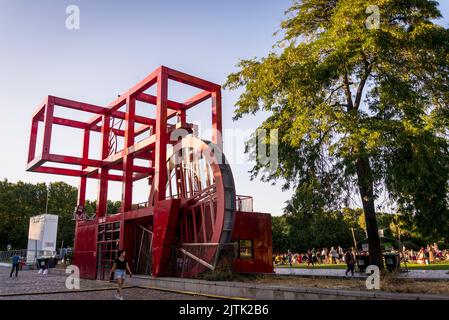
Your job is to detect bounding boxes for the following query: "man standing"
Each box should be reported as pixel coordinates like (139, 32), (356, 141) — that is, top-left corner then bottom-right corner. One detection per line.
(345, 249), (355, 276)
(287, 250), (293, 267)
(10, 253), (21, 277)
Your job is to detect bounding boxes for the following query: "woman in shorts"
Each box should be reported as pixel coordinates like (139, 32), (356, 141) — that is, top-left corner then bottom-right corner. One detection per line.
(111, 249), (132, 300)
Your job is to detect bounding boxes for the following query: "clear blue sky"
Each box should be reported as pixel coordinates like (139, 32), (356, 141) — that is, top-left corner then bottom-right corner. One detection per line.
(0, 1), (448, 215)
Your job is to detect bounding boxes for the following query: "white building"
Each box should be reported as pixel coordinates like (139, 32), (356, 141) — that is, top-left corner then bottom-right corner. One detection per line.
(26, 214), (59, 264)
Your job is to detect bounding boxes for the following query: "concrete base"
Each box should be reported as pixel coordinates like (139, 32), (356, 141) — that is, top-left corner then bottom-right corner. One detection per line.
(33, 267), (449, 300)
(126, 275), (449, 300)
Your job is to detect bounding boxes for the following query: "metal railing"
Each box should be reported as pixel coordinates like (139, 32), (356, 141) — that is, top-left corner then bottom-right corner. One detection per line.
(71, 195), (255, 220)
(236, 195), (253, 212)
(0, 249), (27, 264)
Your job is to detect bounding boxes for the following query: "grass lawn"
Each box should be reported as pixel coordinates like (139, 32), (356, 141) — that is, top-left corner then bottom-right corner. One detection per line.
(276, 261), (449, 270)
(276, 263), (346, 269)
(249, 275), (449, 296)
(403, 262), (449, 270)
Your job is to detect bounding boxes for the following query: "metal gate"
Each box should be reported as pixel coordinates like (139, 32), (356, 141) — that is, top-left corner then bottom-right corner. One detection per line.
(96, 222), (120, 280)
(133, 224), (153, 275)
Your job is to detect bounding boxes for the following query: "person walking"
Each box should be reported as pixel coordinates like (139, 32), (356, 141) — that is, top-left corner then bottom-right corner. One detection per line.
(345, 249), (355, 276)
(320, 248), (326, 264)
(10, 253), (21, 277)
(110, 249), (132, 300)
(307, 249), (314, 267)
(312, 248), (318, 264)
(287, 250), (293, 267)
(330, 247), (338, 264)
(428, 245), (435, 264)
(338, 246), (344, 263)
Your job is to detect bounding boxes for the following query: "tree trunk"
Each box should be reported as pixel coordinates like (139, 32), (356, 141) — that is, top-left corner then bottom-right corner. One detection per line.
(355, 156), (384, 270)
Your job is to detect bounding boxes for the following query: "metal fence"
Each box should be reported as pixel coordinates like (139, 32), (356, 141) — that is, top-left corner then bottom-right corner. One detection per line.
(0, 249), (27, 264)
(236, 195), (253, 212)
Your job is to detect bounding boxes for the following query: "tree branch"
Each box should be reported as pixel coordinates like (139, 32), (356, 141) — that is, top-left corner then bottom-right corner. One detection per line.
(343, 70), (354, 111)
(354, 54), (373, 110)
(325, 84), (345, 103)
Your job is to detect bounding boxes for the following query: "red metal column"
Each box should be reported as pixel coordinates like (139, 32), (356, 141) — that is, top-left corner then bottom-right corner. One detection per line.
(42, 96), (55, 159)
(151, 199), (181, 276)
(153, 68), (169, 202)
(97, 115), (110, 217)
(78, 129), (90, 207)
(27, 116), (39, 163)
(179, 110), (186, 125)
(121, 97), (136, 212)
(211, 89), (223, 151)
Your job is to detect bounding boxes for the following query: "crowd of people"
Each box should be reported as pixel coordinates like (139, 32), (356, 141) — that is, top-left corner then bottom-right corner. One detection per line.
(274, 243), (449, 268)
(274, 246), (351, 267)
(402, 243), (449, 264)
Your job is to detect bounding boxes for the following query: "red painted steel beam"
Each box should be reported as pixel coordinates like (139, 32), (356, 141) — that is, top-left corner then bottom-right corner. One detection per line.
(167, 90), (212, 119)
(136, 93), (184, 110)
(78, 128), (90, 207)
(102, 134), (156, 163)
(52, 117), (87, 130)
(153, 68), (169, 202)
(28, 99), (46, 165)
(27, 117), (39, 163)
(183, 90), (213, 109)
(42, 96), (55, 158)
(93, 134), (156, 170)
(26, 156), (46, 171)
(86, 110), (156, 129)
(125, 66), (161, 98)
(87, 68), (161, 128)
(47, 154), (105, 167)
(123, 207), (154, 220)
(81, 165), (153, 179)
(166, 67), (221, 91)
(35, 166), (85, 177)
(41, 95), (155, 130)
(31, 98), (47, 119)
(52, 96), (105, 114)
(135, 124), (152, 137)
(134, 149), (155, 160)
(38, 115), (125, 136)
(34, 166), (123, 181)
(133, 172), (153, 182)
(109, 163), (154, 174)
(97, 114), (110, 217)
(121, 96), (136, 212)
(212, 89), (223, 150)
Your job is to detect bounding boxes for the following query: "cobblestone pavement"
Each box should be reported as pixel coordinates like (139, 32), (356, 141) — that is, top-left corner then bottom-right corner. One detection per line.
(0, 267), (212, 300)
(0, 287), (209, 300)
(275, 267), (449, 280)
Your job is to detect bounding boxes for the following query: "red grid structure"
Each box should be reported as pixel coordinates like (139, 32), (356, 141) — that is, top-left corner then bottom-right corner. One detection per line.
(27, 66), (222, 216)
(26, 66), (273, 279)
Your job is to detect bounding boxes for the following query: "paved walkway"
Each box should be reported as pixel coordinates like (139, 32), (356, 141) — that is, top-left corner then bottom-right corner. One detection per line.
(275, 267), (449, 280)
(0, 267), (211, 300)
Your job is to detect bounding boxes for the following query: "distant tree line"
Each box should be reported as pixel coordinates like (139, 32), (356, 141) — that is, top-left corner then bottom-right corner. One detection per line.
(0, 180), (120, 251)
(1, 179), (446, 254)
(272, 206), (448, 254)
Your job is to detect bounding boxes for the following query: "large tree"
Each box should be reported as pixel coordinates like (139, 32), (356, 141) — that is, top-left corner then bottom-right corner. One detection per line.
(226, 0), (449, 268)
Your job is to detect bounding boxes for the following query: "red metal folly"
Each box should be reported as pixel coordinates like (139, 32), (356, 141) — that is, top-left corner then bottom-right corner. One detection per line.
(26, 66), (273, 279)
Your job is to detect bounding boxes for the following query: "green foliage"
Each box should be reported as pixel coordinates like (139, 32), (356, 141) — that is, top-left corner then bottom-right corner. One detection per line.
(226, 0), (449, 242)
(85, 200), (121, 215)
(272, 215), (290, 252)
(273, 206), (366, 253)
(0, 180), (78, 250)
(47, 182), (77, 249)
